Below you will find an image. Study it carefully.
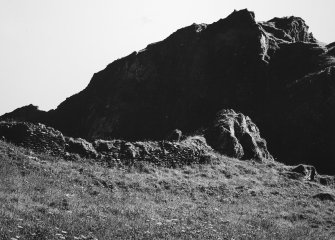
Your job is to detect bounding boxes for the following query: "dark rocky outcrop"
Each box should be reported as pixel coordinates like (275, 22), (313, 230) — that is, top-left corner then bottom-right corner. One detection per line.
(317, 175), (335, 186)
(284, 164), (335, 186)
(313, 193), (335, 202)
(2, 120), (334, 186)
(260, 16), (315, 43)
(265, 66), (335, 174)
(0, 121), (65, 155)
(327, 42), (335, 56)
(65, 137), (98, 158)
(1, 9), (335, 174)
(93, 136), (216, 167)
(0, 121), (216, 167)
(290, 164), (316, 181)
(0, 104), (48, 124)
(205, 109), (272, 161)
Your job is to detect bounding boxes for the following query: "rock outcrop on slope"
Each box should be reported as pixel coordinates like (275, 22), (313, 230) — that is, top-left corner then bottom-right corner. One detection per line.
(93, 136), (215, 167)
(3, 120), (334, 188)
(205, 109), (272, 161)
(290, 164), (317, 181)
(65, 137), (98, 158)
(0, 121), (65, 155)
(0, 115), (274, 168)
(0, 121), (216, 167)
(1, 9), (335, 174)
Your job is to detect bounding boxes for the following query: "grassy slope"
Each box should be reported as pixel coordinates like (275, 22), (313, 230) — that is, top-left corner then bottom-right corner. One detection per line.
(0, 140), (334, 240)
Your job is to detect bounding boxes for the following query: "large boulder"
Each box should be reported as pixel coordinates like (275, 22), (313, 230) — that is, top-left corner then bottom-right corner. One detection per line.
(205, 109), (272, 161)
(290, 164), (316, 181)
(0, 121), (65, 155)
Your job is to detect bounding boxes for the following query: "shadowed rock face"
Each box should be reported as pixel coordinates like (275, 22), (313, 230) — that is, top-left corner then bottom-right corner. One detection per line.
(265, 66), (335, 174)
(1, 9), (335, 174)
(1, 9), (275, 140)
(0, 121), (65, 155)
(46, 9), (271, 141)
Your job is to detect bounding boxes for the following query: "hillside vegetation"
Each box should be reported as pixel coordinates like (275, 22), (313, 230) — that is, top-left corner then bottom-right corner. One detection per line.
(0, 140), (334, 240)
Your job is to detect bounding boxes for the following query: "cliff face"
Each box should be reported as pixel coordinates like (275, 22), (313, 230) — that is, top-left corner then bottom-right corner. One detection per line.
(49, 9), (272, 140)
(2, 9), (335, 174)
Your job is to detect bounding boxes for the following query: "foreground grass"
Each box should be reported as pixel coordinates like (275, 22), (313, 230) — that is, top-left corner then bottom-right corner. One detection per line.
(0, 141), (334, 239)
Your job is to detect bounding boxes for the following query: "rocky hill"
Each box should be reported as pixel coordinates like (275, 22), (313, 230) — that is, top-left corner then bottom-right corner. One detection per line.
(1, 9), (335, 174)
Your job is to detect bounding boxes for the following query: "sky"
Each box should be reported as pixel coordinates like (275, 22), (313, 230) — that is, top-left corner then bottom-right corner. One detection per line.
(0, 0), (334, 115)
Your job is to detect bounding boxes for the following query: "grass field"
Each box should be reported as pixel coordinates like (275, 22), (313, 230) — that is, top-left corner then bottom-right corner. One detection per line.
(0, 140), (334, 240)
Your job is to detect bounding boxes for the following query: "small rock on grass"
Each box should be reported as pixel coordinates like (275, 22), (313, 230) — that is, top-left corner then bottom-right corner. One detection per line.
(313, 192), (335, 201)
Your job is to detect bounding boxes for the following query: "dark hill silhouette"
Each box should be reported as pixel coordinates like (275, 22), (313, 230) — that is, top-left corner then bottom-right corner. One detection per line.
(2, 9), (335, 174)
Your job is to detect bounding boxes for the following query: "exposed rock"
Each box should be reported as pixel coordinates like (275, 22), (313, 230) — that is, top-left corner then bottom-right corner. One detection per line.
(123, 142), (138, 159)
(261, 16), (315, 43)
(290, 164), (316, 181)
(285, 164), (335, 186)
(0, 121), (65, 155)
(166, 129), (183, 142)
(317, 175), (335, 186)
(313, 193), (335, 202)
(94, 139), (123, 153)
(0, 120), (217, 167)
(95, 136), (215, 167)
(266, 66), (335, 174)
(205, 109), (272, 161)
(1, 9), (290, 141)
(65, 137), (98, 158)
(0, 104), (48, 123)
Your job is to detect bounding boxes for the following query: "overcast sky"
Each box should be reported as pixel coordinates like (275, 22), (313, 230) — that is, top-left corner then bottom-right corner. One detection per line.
(0, 0), (334, 115)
